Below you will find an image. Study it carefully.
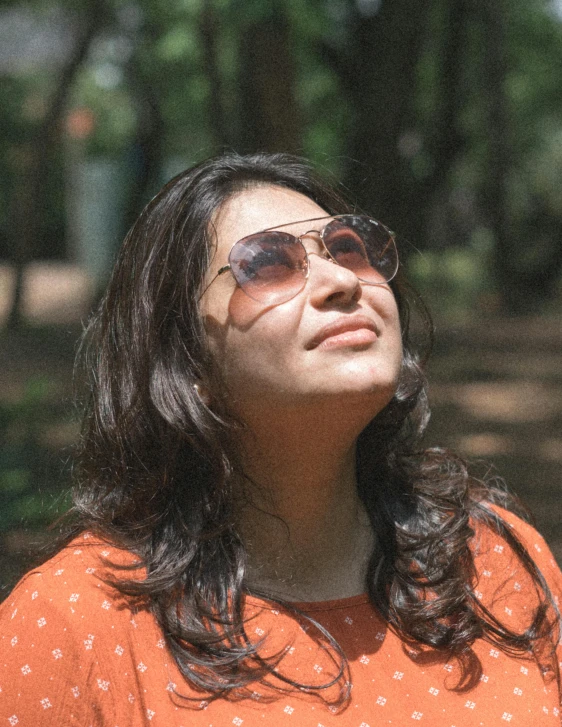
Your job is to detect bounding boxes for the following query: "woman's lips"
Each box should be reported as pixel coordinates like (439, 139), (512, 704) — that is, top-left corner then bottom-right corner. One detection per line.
(307, 316), (379, 350)
(317, 328), (378, 350)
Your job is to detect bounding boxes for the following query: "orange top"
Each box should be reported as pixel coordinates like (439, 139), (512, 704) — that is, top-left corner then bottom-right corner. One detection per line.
(1, 508), (561, 726)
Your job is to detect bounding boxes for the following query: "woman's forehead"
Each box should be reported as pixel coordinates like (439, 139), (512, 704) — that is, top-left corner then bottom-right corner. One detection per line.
(210, 185), (329, 250)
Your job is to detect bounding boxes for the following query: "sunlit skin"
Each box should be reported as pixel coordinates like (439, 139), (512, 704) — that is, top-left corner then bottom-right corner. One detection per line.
(200, 186), (403, 601)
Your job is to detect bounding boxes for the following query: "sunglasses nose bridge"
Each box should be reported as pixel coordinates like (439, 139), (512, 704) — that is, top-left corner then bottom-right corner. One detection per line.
(306, 251), (333, 267)
(297, 228), (331, 259)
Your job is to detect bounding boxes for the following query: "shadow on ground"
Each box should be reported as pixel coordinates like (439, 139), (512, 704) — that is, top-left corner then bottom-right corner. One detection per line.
(425, 316), (562, 565)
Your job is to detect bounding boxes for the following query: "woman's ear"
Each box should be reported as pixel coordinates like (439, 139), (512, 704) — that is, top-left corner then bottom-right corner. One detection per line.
(193, 381), (212, 406)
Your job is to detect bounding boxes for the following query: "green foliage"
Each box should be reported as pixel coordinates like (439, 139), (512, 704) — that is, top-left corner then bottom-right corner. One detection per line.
(1, 0), (562, 302)
(406, 233), (495, 319)
(0, 377), (73, 533)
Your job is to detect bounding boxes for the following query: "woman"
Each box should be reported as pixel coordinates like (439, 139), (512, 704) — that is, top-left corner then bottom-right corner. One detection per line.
(1, 152), (561, 725)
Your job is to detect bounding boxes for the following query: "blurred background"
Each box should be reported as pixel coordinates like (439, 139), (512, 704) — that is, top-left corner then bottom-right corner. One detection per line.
(1, 0), (561, 589)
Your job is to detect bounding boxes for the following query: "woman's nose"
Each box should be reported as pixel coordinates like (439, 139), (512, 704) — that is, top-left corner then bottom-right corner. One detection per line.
(306, 250), (362, 306)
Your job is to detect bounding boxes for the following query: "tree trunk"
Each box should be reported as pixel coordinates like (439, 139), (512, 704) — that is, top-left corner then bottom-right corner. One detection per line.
(480, 0), (513, 310)
(335, 0), (432, 242)
(420, 0), (473, 251)
(426, 0), (469, 202)
(199, 0), (230, 150)
(123, 24), (165, 230)
(480, 1), (562, 312)
(7, 0), (105, 329)
(237, 1), (301, 154)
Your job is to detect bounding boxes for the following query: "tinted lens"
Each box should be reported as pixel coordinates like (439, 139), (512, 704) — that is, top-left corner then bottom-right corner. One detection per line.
(323, 216), (398, 284)
(228, 232), (307, 304)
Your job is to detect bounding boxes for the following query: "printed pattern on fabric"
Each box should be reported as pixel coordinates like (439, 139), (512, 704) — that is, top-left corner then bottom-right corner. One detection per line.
(1, 508), (561, 726)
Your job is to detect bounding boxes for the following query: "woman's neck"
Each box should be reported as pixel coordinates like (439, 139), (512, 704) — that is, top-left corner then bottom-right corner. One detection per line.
(235, 404), (375, 602)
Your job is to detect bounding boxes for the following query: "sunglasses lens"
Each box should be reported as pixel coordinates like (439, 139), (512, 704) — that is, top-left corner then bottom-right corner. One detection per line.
(323, 216), (398, 284)
(229, 232), (307, 304)
(226, 216), (397, 304)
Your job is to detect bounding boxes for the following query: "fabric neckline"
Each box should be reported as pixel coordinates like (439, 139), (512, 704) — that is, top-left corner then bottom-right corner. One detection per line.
(245, 591), (370, 613)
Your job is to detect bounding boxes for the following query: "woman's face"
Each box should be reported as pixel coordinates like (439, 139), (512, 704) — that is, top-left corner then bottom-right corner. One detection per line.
(199, 185), (403, 420)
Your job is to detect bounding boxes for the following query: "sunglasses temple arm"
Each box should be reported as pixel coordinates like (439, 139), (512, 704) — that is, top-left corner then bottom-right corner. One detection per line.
(198, 265), (231, 301)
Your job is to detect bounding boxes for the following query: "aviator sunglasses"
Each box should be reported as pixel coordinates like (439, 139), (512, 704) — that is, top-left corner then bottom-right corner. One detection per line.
(203, 214), (399, 306)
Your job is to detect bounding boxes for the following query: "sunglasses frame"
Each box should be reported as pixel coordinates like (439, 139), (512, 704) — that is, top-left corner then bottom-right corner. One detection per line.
(201, 214), (399, 304)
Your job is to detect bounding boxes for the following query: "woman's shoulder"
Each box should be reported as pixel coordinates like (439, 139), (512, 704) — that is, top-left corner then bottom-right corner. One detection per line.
(1, 532), (143, 611)
(0, 532), (146, 639)
(470, 503), (562, 623)
(0, 534), (157, 725)
(472, 503), (561, 576)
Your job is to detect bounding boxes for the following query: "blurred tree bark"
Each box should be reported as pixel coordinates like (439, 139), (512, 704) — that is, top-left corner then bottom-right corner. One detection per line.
(321, 0), (431, 241)
(422, 0), (471, 247)
(123, 21), (165, 230)
(122, 70), (164, 231)
(237, 1), (301, 154)
(481, 0), (562, 312)
(481, 0), (512, 308)
(426, 0), (468, 194)
(199, 0), (230, 150)
(7, 0), (106, 329)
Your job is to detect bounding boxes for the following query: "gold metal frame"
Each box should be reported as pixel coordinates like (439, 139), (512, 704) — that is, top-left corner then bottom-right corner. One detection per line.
(201, 214), (398, 304)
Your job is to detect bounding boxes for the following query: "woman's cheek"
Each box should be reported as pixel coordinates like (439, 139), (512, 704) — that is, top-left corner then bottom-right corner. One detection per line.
(226, 287), (268, 327)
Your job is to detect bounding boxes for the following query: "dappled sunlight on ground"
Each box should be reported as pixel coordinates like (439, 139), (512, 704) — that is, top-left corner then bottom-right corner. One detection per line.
(432, 381), (562, 422)
(454, 432), (515, 457)
(452, 433), (562, 464)
(426, 315), (562, 563)
(538, 438), (562, 463)
(0, 263), (95, 326)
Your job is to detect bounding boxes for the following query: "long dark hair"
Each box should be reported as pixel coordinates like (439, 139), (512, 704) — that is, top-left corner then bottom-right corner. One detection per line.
(72, 152), (558, 700)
